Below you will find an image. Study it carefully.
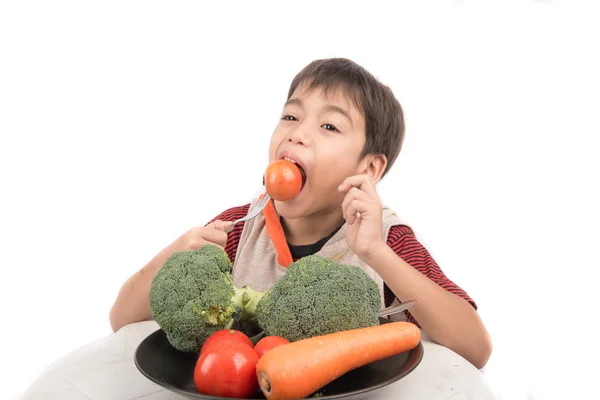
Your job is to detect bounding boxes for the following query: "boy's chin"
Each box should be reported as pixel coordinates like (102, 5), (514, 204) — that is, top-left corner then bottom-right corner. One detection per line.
(273, 199), (305, 219)
(273, 197), (339, 220)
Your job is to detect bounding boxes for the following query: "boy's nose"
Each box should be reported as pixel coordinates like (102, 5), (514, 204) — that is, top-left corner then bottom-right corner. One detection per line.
(288, 127), (308, 146)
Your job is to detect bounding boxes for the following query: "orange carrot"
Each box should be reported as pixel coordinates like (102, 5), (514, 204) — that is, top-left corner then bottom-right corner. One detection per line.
(262, 198), (293, 268)
(256, 321), (421, 400)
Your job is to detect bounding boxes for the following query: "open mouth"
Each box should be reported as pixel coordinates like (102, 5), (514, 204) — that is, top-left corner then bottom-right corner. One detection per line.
(282, 156), (307, 188)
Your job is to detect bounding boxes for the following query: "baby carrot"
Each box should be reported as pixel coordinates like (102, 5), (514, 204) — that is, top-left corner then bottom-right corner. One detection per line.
(262, 198), (293, 268)
(256, 321), (421, 400)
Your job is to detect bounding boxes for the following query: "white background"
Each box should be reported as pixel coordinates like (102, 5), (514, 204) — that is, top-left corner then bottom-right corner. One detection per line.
(1, 1), (599, 399)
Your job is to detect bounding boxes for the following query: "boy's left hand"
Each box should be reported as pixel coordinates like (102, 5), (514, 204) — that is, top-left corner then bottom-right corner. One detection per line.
(338, 174), (386, 262)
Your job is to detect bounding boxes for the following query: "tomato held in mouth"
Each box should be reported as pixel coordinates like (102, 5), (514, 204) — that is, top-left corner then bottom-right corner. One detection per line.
(263, 159), (305, 201)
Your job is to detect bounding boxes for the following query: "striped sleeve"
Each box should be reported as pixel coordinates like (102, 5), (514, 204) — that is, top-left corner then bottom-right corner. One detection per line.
(206, 204), (249, 263)
(384, 225), (477, 325)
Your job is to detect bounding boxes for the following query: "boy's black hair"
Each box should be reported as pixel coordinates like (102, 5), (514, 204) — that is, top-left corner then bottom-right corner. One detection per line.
(287, 58), (405, 177)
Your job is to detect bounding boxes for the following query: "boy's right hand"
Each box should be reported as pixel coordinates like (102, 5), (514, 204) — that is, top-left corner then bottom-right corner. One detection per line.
(170, 220), (231, 252)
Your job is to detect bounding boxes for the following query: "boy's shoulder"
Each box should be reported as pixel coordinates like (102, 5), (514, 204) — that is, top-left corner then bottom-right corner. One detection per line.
(388, 224), (414, 238)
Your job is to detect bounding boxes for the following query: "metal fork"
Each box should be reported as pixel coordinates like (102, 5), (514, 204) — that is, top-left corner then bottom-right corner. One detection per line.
(378, 299), (417, 318)
(225, 194), (271, 233)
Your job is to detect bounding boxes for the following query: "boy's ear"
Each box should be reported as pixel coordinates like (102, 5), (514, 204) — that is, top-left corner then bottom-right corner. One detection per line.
(361, 153), (387, 183)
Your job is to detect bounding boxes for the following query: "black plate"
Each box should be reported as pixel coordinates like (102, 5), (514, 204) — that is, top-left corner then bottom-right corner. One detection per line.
(134, 319), (424, 400)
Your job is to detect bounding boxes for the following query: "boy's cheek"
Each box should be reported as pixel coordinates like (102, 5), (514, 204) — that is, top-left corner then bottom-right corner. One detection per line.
(268, 135), (285, 161)
(267, 145), (278, 162)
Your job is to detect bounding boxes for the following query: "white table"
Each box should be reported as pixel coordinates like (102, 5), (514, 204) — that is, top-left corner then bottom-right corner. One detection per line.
(16, 321), (502, 400)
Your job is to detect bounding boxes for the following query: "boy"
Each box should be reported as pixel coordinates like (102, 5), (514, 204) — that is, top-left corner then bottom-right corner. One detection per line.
(110, 58), (492, 369)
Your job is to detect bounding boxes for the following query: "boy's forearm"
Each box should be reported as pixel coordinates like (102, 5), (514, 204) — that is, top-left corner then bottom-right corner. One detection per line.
(109, 246), (172, 332)
(366, 244), (492, 369)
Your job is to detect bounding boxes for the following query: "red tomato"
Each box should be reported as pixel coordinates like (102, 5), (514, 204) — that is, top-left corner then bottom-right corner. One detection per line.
(254, 335), (290, 358)
(264, 160), (303, 201)
(194, 345), (259, 398)
(199, 329), (253, 356)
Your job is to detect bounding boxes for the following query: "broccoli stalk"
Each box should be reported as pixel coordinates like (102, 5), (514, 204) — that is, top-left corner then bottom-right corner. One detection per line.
(192, 283), (263, 326)
(233, 285), (264, 323)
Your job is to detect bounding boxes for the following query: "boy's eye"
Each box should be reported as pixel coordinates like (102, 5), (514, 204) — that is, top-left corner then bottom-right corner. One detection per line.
(282, 115), (298, 121)
(322, 123), (339, 133)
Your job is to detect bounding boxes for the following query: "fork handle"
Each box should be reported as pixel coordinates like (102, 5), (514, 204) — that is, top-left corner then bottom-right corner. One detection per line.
(224, 222), (235, 234)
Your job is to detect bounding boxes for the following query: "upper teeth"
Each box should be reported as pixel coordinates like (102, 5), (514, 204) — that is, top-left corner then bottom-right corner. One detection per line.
(284, 157), (297, 164)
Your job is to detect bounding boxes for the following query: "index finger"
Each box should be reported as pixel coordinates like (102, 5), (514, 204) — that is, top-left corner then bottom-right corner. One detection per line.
(210, 219), (233, 232)
(338, 174), (378, 197)
(202, 226), (228, 248)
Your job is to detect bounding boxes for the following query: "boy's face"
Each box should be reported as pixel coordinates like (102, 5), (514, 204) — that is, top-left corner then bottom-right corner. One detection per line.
(268, 83), (368, 220)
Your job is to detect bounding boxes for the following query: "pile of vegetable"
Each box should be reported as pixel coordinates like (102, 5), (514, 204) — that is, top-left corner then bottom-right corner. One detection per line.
(147, 160), (421, 398)
(149, 244), (421, 399)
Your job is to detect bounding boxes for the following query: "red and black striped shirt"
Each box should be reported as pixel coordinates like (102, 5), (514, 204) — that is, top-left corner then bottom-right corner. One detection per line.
(209, 204), (476, 326)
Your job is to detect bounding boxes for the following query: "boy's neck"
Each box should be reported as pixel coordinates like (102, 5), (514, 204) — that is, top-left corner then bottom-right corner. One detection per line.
(281, 212), (345, 246)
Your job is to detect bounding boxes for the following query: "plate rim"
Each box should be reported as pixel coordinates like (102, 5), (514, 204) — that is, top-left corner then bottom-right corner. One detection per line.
(134, 328), (424, 400)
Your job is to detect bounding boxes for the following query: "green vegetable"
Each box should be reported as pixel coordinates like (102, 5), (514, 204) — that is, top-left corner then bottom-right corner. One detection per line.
(149, 244), (264, 352)
(255, 255), (381, 342)
(150, 246), (382, 352)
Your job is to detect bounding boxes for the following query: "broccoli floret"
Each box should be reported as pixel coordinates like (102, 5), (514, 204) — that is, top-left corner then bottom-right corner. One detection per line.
(150, 247), (382, 351)
(149, 244), (265, 352)
(255, 255), (381, 342)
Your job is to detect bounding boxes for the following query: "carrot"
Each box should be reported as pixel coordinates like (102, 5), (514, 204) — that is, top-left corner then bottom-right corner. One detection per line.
(255, 321), (421, 400)
(262, 198), (293, 268)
